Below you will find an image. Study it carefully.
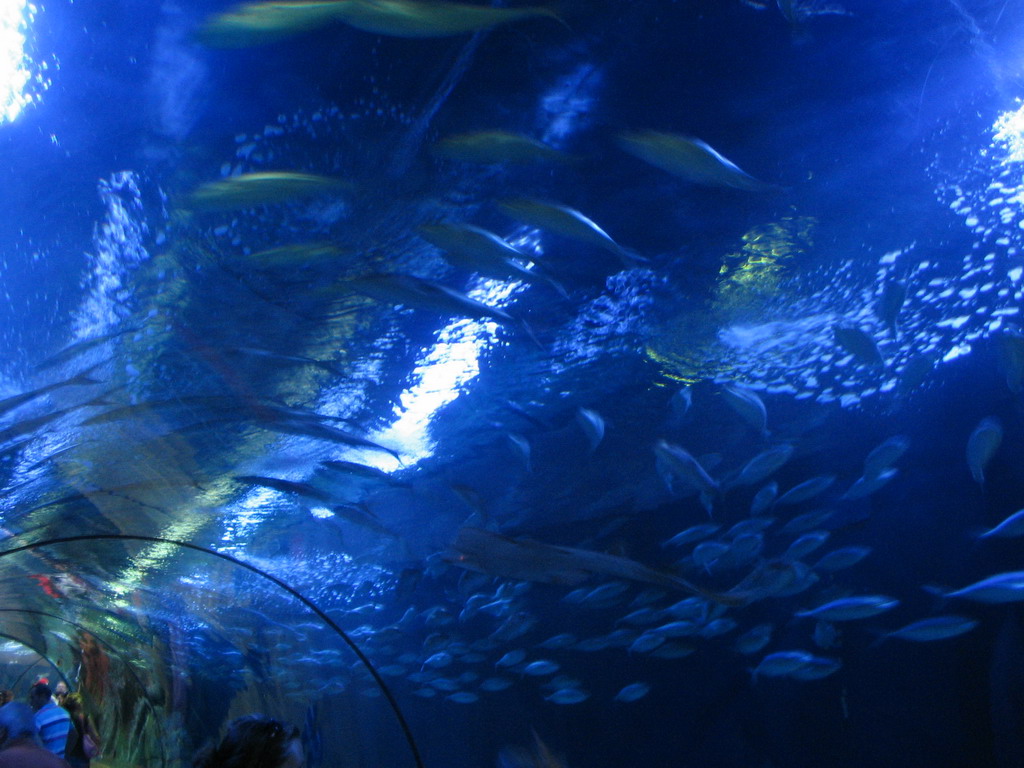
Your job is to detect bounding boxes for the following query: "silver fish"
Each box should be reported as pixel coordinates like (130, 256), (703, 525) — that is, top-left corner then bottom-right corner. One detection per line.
(966, 417), (1002, 485)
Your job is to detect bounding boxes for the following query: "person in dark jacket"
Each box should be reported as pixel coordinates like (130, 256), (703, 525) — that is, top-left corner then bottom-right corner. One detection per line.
(62, 694), (100, 768)
(0, 702), (69, 768)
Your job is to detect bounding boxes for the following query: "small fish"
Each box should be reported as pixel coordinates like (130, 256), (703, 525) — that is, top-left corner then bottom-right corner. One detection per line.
(0, 369), (101, 419)
(731, 444), (794, 487)
(752, 650), (816, 679)
(537, 634), (577, 650)
(788, 656), (842, 681)
(234, 475), (333, 504)
(966, 417), (1002, 486)
(495, 649), (527, 668)
(780, 508), (834, 534)
(522, 660), (560, 676)
(720, 383), (768, 435)
(841, 469), (898, 500)
(662, 523), (721, 548)
(944, 571), (1024, 603)
(811, 620), (839, 650)
(614, 682), (651, 702)
(507, 433), (532, 473)
(422, 652), (453, 669)
(616, 131), (775, 192)
(978, 508), (1024, 539)
(320, 459), (408, 486)
(833, 325), (884, 367)
(628, 633), (666, 654)
(882, 616), (979, 643)
(775, 475), (836, 506)
(186, 172), (348, 212)
(670, 386), (693, 420)
(812, 546), (872, 572)
(997, 325), (1024, 393)
(432, 131), (567, 164)
(575, 407), (605, 454)
(877, 280), (906, 337)
(750, 482), (779, 515)
(734, 623), (773, 655)
(545, 687), (589, 704)
(727, 517), (775, 537)
(795, 595), (899, 621)
(242, 241), (346, 268)
(691, 541), (730, 570)
(862, 436), (910, 481)
(653, 440), (719, 498)
(447, 691), (479, 704)
(497, 198), (639, 266)
(480, 677), (513, 692)
(782, 531), (830, 561)
(898, 352), (938, 394)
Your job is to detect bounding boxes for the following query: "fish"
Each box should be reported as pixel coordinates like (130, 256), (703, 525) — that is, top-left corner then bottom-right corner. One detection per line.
(185, 172), (348, 212)
(234, 475), (334, 504)
(544, 687), (589, 704)
(349, 272), (515, 324)
(615, 131), (775, 192)
(720, 383), (767, 435)
(996, 325), (1024, 393)
(841, 468), (898, 500)
(775, 475), (836, 506)
(730, 444), (794, 487)
(507, 433), (532, 473)
(781, 531), (830, 561)
(789, 656), (842, 680)
(812, 546), (872, 572)
(734, 623), (773, 655)
(35, 328), (134, 370)
(222, 346), (345, 377)
(653, 440), (719, 498)
(447, 692), (479, 704)
(320, 459), (409, 486)
(242, 242), (347, 269)
(966, 417), (1002, 486)
(329, 0), (561, 38)
(898, 351), (938, 394)
(575, 408), (605, 454)
(978, 508), (1024, 539)
(833, 325), (884, 367)
(445, 527), (747, 605)
(419, 223), (566, 297)
(661, 523), (721, 548)
(880, 616), (979, 643)
(811, 621), (839, 650)
(752, 650), (817, 679)
(750, 482), (778, 515)
(0, 369), (102, 419)
(795, 595), (899, 621)
(862, 436), (910, 481)
(497, 198), (640, 266)
(943, 571), (1024, 603)
(877, 280), (907, 337)
(614, 682), (651, 702)
(432, 131), (568, 164)
(330, 503), (398, 538)
(522, 660), (560, 676)
(196, 1), (352, 47)
(260, 418), (402, 461)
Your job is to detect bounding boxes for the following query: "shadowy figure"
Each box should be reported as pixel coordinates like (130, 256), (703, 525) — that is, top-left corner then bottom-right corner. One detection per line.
(29, 684), (71, 760)
(192, 715), (304, 768)
(62, 694), (101, 768)
(0, 702), (70, 767)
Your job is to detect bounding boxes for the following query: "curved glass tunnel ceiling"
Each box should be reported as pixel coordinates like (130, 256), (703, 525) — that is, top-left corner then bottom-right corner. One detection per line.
(0, 0), (1023, 767)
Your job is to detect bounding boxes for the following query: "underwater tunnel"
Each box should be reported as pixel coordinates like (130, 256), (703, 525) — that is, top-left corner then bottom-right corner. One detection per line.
(1, 0), (1024, 767)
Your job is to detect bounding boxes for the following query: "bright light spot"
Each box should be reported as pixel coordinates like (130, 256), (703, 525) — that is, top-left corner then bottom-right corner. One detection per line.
(994, 101), (1024, 163)
(362, 278), (519, 470)
(309, 506), (334, 520)
(0, 1), (39, 124)
(943, 343), (972, 362)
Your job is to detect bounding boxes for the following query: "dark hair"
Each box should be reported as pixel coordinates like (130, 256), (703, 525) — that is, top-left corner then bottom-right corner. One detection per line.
(192, 715), (299, 768)
(29, 683), (51, 700)
(63, 693), (84, 716)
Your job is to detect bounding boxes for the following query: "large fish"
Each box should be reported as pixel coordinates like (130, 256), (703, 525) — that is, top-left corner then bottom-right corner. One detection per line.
(616, 131), (776, 192)
(332, 0), (561, 37)
(186, 172), (349, 212)
(0, 368), (101, 419)
(349, 273), (515, 323)
(497, 198), (641, 266)
(197, 1), (350, 48)
(445, 527), (745, 605)
(432, 131), (568, 164)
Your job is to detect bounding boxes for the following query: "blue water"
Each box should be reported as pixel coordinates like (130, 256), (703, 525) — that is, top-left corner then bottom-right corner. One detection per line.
(0, 0), (1023, 766)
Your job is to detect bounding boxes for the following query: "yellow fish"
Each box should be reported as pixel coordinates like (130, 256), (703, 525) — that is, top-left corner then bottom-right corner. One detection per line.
(197, 1), (350, 47)
(432, 130), (568, 164)
(332, 0), (561, 38)
(186, 172), (349, 212)
(497, 197), (642, 266)
(617, 130), (776, 192)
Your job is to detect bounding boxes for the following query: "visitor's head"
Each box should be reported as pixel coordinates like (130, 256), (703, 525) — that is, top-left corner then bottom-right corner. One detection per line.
(53, 682), (68, 697)
(63, 693), (83, 716)
(193, 715), (303, 768)
(28, 683), (51, 712)
(0, 703), (40, 748)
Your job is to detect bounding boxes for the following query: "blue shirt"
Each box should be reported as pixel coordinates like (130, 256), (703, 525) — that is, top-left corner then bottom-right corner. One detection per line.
(34, 701), (71, 758)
